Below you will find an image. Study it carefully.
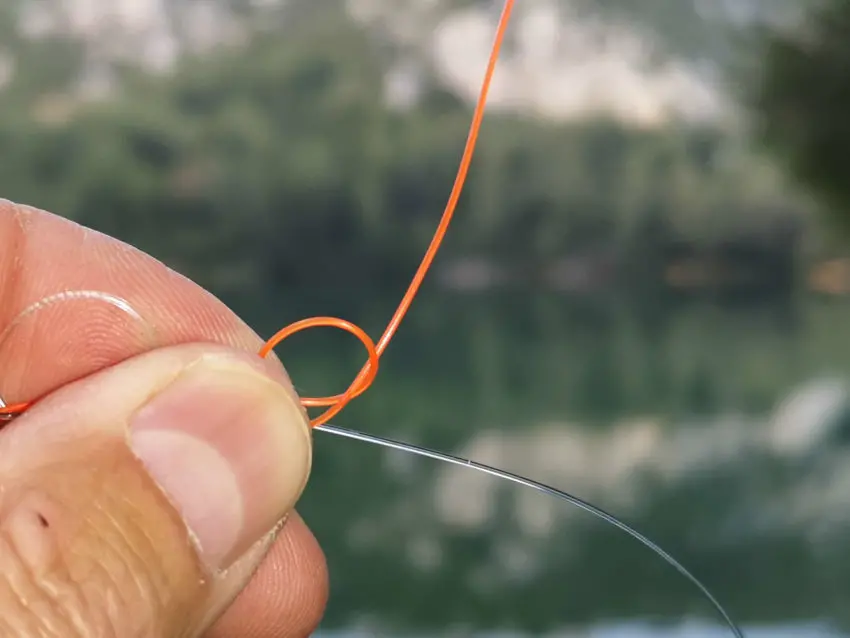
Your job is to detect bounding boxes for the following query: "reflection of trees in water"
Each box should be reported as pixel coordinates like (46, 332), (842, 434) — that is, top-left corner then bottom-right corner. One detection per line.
(274, 292), (850, 632)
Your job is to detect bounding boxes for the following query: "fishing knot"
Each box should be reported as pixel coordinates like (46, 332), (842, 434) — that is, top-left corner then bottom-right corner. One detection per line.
(259, 316), (380, 426)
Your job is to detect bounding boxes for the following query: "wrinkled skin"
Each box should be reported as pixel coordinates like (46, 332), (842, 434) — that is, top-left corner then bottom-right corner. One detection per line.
(0, 199), (329, 637)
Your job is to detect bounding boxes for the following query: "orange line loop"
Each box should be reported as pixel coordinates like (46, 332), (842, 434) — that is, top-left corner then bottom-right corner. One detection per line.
(259, 316), (379, 427)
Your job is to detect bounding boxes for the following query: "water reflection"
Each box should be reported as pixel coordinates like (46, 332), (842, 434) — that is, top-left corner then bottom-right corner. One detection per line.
(316, 621), (847, 637)
(228, 290), (850, 636)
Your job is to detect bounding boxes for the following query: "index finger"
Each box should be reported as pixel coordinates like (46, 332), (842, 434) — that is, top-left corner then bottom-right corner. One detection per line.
(0, 199), (277, 405)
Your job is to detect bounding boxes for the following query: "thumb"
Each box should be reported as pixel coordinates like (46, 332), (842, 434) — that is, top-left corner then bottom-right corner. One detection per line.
(0, 343), (312, 637)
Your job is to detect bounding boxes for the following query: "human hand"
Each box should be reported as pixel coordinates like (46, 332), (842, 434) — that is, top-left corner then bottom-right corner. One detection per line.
(0, 200), (328, 636)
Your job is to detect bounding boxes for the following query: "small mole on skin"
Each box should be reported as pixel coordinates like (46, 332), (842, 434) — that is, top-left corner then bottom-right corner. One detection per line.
(36, 513), (49, 528)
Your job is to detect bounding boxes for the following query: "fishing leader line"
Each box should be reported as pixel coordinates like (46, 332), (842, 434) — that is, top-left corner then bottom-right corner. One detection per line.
(315, 423), (745, 638)
(0, 0), (745, 635)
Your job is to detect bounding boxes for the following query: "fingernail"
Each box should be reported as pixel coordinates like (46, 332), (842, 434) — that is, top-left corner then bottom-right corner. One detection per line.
(128, 355), (312, 571)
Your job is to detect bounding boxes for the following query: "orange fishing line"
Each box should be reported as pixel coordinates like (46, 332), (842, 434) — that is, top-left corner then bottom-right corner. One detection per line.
(0, 0), (515, 426)
(0, 401), (27, 417)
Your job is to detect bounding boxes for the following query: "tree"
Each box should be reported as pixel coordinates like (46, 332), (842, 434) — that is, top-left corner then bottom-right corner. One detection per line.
(749, 0), (850, 235)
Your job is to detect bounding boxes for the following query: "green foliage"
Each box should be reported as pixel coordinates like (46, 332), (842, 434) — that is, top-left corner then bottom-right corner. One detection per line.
(0, 0), (813, 296)
(750, 0), (850, 235)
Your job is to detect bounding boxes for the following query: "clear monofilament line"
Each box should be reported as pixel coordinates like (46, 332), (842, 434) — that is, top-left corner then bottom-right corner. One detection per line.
(315, 423), (745, 638)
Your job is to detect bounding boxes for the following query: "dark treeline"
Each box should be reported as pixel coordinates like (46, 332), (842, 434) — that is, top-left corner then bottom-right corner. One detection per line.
(0, 1), (825, 297)
(749, 0), (850, 238)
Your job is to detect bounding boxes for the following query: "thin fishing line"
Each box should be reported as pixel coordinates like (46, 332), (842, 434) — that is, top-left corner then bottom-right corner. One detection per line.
(316, 423), (745, 638)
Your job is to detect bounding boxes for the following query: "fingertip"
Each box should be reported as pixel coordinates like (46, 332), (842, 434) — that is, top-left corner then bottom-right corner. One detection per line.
(205, 512), (329, 638)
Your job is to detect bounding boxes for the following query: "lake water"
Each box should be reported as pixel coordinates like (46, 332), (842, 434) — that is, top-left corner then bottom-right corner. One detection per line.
(230, 289), (850, 637)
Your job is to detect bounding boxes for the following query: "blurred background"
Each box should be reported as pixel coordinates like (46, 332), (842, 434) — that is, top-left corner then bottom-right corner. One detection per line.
(3, 0), (850, 636)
